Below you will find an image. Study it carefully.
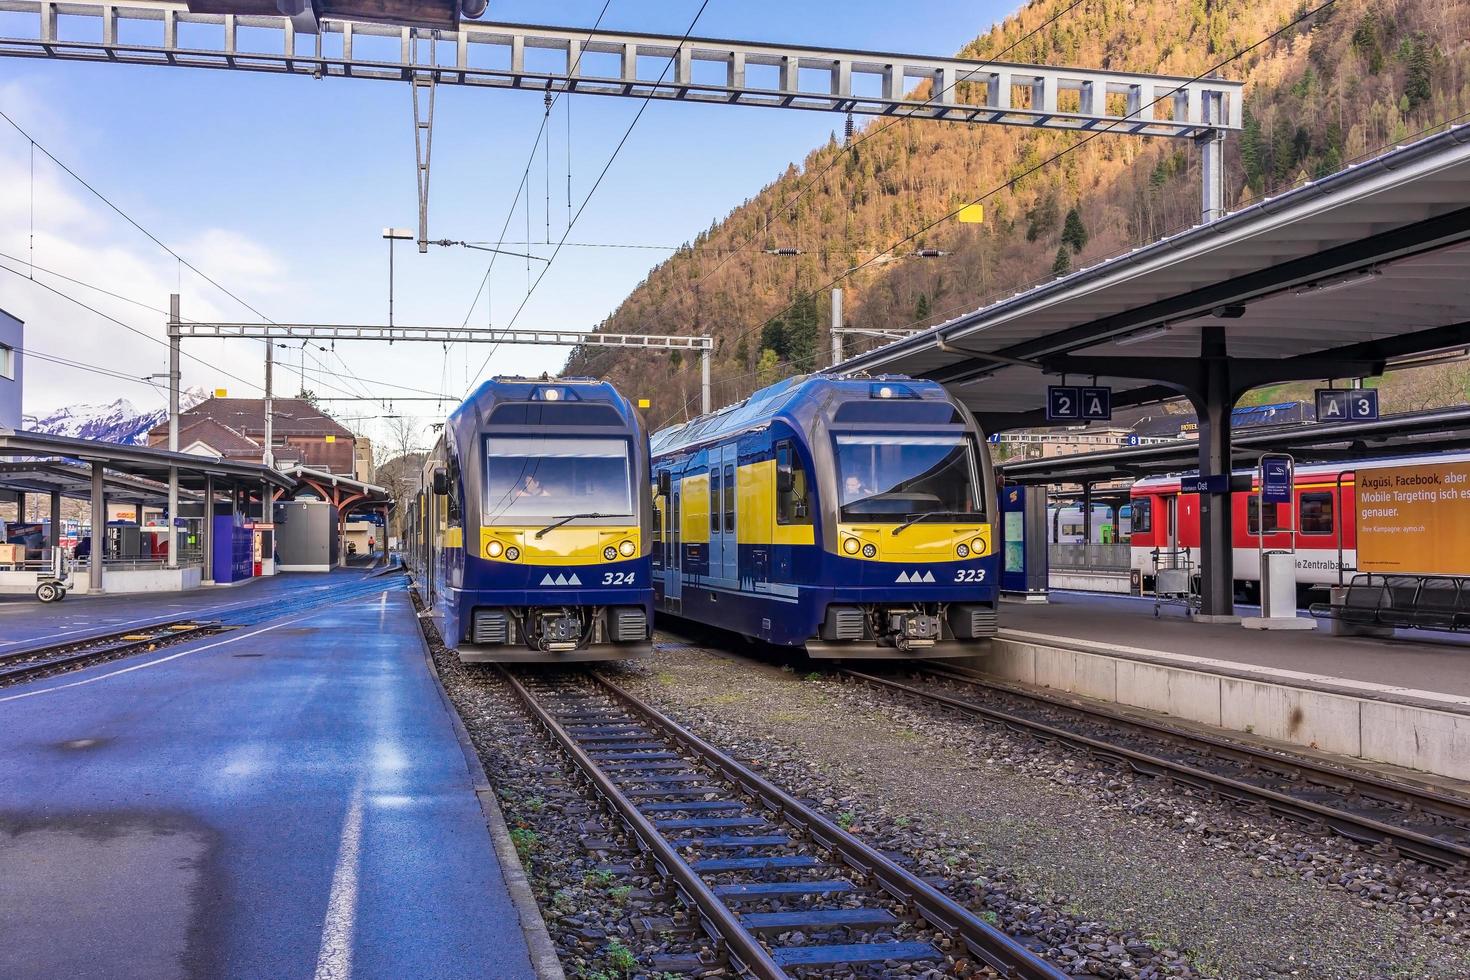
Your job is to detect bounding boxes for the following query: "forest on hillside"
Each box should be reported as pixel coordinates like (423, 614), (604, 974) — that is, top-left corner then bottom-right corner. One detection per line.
(565, 0), (1470, 427)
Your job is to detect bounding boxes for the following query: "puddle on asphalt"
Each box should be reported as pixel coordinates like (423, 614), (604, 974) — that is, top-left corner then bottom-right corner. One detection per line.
(0, 813), (218, 979)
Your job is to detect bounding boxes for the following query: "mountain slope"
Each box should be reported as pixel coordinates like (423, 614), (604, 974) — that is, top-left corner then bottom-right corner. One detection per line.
(567, 0), (1470, 425)
(24, 387), (209, 445)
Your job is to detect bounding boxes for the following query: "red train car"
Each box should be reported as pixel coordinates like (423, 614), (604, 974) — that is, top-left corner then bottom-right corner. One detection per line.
(1128, 451), (1470, 596)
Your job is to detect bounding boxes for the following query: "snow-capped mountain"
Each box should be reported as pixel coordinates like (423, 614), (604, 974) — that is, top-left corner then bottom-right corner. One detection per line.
(24, 387), (209, 445)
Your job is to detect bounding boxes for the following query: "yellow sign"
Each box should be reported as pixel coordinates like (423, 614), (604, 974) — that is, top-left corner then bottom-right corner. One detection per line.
(638, 398), (651, 409)
(957, 204), (985, 224)
(325, 435), (336, 443)
(1357, 462), (1470, 575)
(214, 388), (228, 397)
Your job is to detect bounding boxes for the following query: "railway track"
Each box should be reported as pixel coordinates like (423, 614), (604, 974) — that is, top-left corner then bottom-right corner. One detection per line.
(502, 667), (1066, 979)
(843, 663), (1470, 872)
(0, 620), (220, 687)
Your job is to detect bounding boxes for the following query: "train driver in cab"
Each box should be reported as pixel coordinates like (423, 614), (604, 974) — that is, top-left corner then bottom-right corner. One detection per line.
(843, 473), (872, 503)
(515, 473), (552, 498)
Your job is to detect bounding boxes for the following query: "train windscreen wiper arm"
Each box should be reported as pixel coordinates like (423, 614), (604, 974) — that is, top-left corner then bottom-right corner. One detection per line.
(891, 510), (966, 536)
(535, 513), (616, 539)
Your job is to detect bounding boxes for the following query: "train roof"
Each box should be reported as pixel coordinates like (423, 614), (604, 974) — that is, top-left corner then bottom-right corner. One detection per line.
(650, 374), (959, 457)
(449, 376), (641, 431)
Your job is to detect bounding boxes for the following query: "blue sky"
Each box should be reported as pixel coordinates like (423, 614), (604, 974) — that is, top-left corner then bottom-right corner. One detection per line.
(0, 0), (1013, 448)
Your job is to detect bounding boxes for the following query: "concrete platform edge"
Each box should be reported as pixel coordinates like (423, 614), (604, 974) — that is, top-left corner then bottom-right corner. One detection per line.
(983, 630), (1470, 781)
(408, 590), (566, 980)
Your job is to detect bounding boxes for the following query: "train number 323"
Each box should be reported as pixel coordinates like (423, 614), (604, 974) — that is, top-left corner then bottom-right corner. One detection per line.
(602, 572), (637, 585)
(954, 569), (987, 583)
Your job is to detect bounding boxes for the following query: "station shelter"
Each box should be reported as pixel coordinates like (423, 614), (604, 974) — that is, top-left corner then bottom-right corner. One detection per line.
(831, 126), (1470, 623)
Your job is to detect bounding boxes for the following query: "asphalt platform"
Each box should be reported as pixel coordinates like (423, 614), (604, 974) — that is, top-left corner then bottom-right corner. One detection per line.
(0, 573), (538, 980)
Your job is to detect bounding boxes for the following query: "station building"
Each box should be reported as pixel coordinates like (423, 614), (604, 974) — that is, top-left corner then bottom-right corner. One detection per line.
(145, 397), (360, 474)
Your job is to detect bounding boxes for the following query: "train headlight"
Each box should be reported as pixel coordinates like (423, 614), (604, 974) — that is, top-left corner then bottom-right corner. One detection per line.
(505, 546), (520, 562)
(603, 546), (618, 561)
(970, 537), (984, 555)
(618, 540), (636, 557)
(861, 543), (877, 559)
(842, 537), (860, 555)
(956, 543), (970, 558)
(486, 540), (505, 558)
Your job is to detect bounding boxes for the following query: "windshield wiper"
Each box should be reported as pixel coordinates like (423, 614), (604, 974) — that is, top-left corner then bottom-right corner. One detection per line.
(535, 512), (617, 539)
(891, 510), (966, 536)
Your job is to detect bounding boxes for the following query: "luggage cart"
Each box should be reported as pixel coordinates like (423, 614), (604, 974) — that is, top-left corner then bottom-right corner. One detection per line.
(1151, 548), (1198, 617)
(36, 549), (71, 603)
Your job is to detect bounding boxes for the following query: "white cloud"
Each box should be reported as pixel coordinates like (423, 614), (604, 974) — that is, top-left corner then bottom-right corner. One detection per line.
(0, 89), (292, 415)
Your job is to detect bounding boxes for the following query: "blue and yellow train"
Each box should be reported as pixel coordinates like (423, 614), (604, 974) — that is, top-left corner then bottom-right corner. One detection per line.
(650, 375), (998, 657)
(406, 377), (654, 663)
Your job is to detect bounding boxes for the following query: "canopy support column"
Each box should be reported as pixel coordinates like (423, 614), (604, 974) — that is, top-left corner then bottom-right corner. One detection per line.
(90, 462), (105, 593)
(1192, 327), (1237, 622)
(202, 475), (215, 585)
(1081, 482), (1093, 545)
(49, 491), (61, 550)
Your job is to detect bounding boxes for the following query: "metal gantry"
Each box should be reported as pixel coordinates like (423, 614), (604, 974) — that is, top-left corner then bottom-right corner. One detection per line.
(165, 310), (716, 459)
(0, 3), (1242, 137)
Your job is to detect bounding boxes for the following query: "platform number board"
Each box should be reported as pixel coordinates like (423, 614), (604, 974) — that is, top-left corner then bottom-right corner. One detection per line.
(1046, 385), (1113, 422)
(1315, 388), (1379, 423)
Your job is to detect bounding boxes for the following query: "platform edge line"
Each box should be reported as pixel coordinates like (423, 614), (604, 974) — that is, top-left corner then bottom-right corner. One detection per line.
(408, 589), (566, 980)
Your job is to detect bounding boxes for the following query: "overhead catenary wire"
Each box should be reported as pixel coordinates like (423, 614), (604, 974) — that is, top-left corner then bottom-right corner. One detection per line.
(711, 0), (1340, 367)
(467, 0), (716, 389)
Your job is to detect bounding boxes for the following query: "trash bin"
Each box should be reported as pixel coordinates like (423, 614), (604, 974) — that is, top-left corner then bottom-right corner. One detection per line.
(1261, 550), (1297, 619)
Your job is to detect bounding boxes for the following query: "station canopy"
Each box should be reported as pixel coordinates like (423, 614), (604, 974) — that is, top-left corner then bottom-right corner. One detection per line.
(0, 428), (297, 499)
(833, 126), (1470, 427)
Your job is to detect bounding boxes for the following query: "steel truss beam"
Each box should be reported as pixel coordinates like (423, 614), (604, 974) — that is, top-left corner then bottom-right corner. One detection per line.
(167, 322), (714, 350)
(0, 1), (1242, 138)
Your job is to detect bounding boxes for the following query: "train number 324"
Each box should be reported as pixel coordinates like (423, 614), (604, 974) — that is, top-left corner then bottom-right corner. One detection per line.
(602, 571), (637, 585)
(954, 569), (987, 583)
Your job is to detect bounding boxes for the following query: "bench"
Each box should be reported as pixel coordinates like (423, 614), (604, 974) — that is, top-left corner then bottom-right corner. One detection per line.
(1309, 573), (1470, 632)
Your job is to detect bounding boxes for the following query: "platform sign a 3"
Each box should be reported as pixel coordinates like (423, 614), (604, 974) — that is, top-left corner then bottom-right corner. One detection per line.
(1046, 386), (1080, 422)
(1316, 388), (1379, 422)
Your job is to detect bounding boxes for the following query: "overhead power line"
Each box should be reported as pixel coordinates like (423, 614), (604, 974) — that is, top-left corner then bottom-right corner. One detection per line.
(714, 0), (1340, 365)
(468, 0), (716, 389)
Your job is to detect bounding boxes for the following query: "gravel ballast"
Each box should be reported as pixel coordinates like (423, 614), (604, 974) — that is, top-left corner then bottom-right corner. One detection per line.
(608, 636), (1470, 980)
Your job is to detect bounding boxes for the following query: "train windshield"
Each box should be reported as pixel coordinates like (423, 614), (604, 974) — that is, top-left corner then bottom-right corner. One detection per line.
(835, 434), (982, 522)
(482, 436), (633, 521)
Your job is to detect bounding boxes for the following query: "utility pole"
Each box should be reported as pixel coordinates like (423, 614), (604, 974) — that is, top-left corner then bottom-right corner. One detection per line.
(167, 293), (180, 569)
(264, 341), (274, 468)
(700, 347), (711, 415)
(830, 287), (844, 367)
(1198, 86), (1226, 223)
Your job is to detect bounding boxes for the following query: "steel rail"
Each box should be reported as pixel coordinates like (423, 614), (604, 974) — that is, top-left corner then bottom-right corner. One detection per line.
(844, 666), (1470, 871)
(589, 671), (1066, 979)
(0, 620), (217, 685)
(499, 667), (786, 979)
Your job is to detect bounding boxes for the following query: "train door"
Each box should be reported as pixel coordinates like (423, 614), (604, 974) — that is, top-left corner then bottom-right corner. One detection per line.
(667, 483), (682, 606)
(1166, 494), (1180, 558)
(720, 446), (738, 582)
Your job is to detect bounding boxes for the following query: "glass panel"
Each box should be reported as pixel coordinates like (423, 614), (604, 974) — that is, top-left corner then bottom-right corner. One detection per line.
(1247, 496), (1282, 535)
(776, 441), (811, 526)
(835, 434), (981, 522)
(1131, 497), (1151, 534)
(710, 470), (721, 531)
(483, 436), (632, 520)
(1300, 492), (1334, 535)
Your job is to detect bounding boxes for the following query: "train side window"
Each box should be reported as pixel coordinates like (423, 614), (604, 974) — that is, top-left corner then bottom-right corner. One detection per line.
(1247, 497), (1282, 535)
(724, 464), (735, 532)
(775, 441), (810, 525)
(1131, 497), (1152, 534)
(709, 469), (721, 532)
(445, 451), (462, 525)
(1300, 492), (1334, 535)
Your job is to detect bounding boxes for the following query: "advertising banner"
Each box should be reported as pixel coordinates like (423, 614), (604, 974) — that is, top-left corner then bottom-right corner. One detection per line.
(1356, 462), (1470, 574)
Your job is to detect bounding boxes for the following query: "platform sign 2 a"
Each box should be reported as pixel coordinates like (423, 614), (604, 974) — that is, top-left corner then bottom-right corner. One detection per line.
(1316, 388), (1379, 422)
